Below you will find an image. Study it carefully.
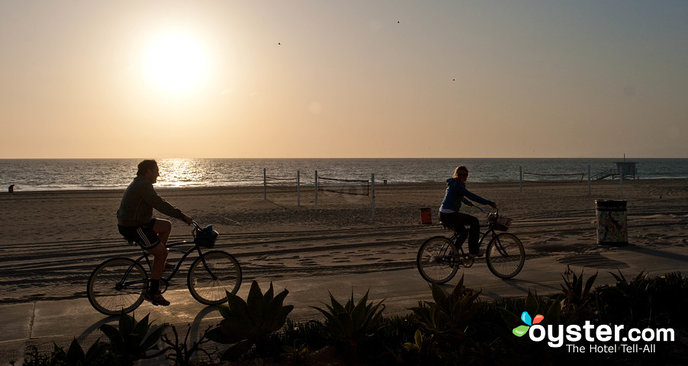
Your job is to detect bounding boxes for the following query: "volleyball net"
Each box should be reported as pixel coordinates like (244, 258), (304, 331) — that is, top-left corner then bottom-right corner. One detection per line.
(522, 171), (585, 182)
(264, 174), (298, 193)
(262, 169), (377, 216)
(316, 175), (371, 196)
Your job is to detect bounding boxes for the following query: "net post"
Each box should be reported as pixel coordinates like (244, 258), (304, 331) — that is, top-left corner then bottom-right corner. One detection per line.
(314, 170), (318, 207)
(619, 165), (624, 199)
(263, 168), (267, 200)
(371, 173), (375, 219)
(587, 165), (591, 196)
(297, 170), (301, 207)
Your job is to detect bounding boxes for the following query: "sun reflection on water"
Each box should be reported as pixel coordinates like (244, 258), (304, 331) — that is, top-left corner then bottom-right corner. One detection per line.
(156, 158), (203, 187)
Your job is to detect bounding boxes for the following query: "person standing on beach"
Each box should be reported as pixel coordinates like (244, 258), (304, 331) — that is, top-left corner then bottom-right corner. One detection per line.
(439, 166), (497, 256)
(117, 160), (193, 306)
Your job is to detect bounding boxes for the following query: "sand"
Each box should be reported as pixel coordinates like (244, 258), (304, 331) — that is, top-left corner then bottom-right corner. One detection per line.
(1, 179), (687, 304)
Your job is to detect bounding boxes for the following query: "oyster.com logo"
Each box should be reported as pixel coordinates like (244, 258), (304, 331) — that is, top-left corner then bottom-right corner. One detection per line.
(512, 311), (543, 337)
(511, 310), (675, 354)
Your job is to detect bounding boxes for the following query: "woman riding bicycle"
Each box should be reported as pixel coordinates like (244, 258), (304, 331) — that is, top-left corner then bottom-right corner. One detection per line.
(439, 166), (497, 256)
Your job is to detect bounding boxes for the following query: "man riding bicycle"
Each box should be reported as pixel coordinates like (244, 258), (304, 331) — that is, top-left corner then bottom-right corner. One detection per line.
(117, 160), (193, 306)
(439, 166), (497, 256)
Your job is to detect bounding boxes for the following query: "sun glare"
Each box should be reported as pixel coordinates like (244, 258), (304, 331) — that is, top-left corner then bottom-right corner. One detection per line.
(141, 29), (210, 97)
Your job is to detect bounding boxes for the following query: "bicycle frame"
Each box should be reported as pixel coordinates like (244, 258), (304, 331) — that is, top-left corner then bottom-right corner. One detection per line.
(135, 240), (205, 285)
(449, 226), (497, 252)
(131, 221), (221, 285)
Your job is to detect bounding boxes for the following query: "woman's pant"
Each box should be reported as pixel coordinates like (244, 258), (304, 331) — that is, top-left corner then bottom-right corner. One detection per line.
(439, 212), (481, 254)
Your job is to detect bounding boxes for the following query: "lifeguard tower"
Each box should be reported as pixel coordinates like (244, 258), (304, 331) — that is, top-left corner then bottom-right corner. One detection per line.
(615, 161), (637, 180)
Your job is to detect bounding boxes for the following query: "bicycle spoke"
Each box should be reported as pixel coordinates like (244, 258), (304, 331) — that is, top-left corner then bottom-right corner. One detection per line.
(188, 251), (242, 305)
(417, 236), (459, 284)
(486, 233), (525, 279)
(87, 258), (146, 315)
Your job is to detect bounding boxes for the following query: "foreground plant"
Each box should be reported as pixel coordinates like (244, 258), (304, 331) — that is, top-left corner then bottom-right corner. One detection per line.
(408, 275), (483, 362)
(313, 290), (385, 347)
(207, 280), (293, 361)
(559, 266), (598, 323)
(162, 324), (214, 366)
(23, 339), (114, 366)
(99, 312), (168, 366)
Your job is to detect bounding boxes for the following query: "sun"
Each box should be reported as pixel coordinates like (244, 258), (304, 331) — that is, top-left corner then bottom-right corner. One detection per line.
(141, 29), (210, 97)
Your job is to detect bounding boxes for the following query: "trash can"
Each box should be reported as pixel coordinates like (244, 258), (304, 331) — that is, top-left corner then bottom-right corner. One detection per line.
(420, 208), (432, 225)
(595, 200), (627, 245)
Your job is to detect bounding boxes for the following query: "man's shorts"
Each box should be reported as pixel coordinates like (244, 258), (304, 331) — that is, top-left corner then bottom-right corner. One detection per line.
(118, 219), (160, 250)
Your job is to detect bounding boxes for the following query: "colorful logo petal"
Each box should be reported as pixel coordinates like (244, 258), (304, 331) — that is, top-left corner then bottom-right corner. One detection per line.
(512, 325), (530, 337)
(533, 314), (544, 324)
(520, 311), (532, 326)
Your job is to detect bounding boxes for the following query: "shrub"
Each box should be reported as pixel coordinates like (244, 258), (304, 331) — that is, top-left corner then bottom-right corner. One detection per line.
(409, 275), (484, 363)
(559, 266), (598, 323)
(23, 339), (115, 366)
(313, 290), (385, 345)
(99, 312), (168, 366)
(207, 280), (293, 361)
(161, 324), (214, 366)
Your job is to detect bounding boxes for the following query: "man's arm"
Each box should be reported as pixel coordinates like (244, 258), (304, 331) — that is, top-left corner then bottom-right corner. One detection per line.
(142, 184), (192, 223)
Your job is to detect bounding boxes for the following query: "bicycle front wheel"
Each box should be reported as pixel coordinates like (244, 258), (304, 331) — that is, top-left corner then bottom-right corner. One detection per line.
(416, 236), (459, 284)
(188, 250), (242, 305)
(87, 257), (147, 315)
(486, 233), (525, 279)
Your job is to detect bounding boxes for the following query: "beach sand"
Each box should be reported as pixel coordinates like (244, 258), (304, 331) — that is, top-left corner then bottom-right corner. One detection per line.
(1, 179), (687, 304)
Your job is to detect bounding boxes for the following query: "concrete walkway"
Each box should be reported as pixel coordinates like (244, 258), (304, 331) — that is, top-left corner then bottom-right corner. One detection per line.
(2, 243), (687, 365)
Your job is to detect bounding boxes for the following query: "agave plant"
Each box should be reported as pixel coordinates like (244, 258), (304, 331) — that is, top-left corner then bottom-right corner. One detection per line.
(99, 312), (168, 366)
(161, 324), (214, 366)
(312, 290), (385, 348)
(24, 339), (115, 366)
(559, 266), (598, 323)
(207, 280), (293, 361)
(412, 275), (481, 340)
(524, 289), (561, 324)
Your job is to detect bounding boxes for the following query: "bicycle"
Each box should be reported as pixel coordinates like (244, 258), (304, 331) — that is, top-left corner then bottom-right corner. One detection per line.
(87, 222), (242, 315)
(416, 208), (525, 283)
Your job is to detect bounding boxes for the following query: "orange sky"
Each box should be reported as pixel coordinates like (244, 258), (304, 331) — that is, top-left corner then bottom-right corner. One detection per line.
(1, 1), (686, 158)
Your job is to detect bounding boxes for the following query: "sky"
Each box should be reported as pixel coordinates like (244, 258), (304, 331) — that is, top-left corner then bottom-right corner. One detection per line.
(1, 0), (686, 158)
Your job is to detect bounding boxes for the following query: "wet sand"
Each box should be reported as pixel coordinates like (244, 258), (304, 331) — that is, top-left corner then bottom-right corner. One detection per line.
(1, 179), (687, 303)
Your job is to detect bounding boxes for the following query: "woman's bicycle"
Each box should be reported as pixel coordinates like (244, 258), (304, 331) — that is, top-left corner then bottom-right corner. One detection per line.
(416, 209), (525, 283)
(87, 222), (242, 315)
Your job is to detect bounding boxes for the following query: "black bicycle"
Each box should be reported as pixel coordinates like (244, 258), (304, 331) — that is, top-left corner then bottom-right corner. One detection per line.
(87, 222), (242, 315)
(416, 209), (525, 283)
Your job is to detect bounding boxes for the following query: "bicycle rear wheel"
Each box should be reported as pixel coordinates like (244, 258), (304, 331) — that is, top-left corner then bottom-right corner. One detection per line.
(187, 250), (242, 305)
(87, 257), (147, 315)
(485, 233), (525, 279)
(416, 236), (459, 284)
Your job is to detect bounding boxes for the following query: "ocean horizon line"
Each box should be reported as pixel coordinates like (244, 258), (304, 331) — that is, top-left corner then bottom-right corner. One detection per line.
(2, 157), (687, 160)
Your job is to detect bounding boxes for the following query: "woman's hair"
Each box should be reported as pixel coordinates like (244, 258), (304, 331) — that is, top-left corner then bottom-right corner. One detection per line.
(452, 166), (468, 179)
(137, 160), (158, 177)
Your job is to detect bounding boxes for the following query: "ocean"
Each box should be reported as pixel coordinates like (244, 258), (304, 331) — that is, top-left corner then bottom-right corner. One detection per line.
(1, 158), (687, 191)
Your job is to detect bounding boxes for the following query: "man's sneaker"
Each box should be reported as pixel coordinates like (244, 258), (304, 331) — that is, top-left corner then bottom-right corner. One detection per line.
(143, 291), (170, 306)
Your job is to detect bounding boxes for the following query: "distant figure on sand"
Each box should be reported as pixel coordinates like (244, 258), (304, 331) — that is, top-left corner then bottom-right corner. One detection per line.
(439, 166), (497, 256)
(8, 184), (14, 193)
(117, 159), (193, 306)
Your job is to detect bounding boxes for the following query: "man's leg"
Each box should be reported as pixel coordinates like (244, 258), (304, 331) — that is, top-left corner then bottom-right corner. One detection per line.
(146, 241), (168, 283)
(456, 213), (480, 254)
(150, 219), (172, 279)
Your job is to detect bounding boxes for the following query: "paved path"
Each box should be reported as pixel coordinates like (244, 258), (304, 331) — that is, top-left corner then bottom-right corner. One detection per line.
(2, 243), (688, 365)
